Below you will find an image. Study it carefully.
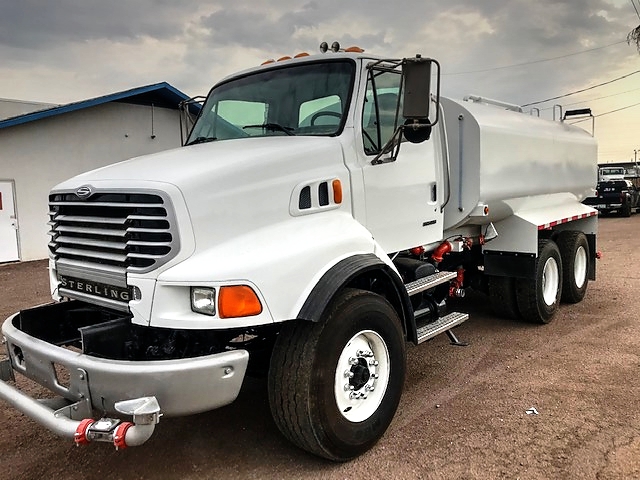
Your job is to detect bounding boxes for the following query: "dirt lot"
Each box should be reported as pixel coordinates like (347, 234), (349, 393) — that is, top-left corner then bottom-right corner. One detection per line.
(0, 216), (639, 480)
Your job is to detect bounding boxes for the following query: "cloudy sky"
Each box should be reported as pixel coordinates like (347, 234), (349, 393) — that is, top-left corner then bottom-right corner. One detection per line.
(1, 0), (639, 163)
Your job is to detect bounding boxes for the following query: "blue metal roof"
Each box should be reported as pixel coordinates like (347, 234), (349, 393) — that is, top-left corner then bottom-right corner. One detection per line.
(0, 82), (197, 130)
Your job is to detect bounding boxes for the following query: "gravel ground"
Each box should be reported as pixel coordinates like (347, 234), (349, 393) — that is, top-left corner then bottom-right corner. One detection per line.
(0, 215), (639, 480)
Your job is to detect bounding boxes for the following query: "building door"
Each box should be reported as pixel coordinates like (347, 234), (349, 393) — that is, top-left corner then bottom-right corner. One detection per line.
(0, 181), (19, 263)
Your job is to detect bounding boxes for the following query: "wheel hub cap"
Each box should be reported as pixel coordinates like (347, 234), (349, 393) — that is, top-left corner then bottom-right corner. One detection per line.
(334, 330), (390, 422)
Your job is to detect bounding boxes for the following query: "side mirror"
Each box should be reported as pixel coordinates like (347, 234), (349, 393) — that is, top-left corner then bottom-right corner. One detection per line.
(401, 56), (440, 143)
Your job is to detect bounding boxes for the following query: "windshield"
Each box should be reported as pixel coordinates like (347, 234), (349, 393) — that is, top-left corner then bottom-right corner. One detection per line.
(187, 60), (355, 145)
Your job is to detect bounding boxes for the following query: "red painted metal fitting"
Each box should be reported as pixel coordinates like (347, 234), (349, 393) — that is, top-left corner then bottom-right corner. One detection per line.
(74, 419), (95, 446)
(113, 422), (134, 450)
(410, 246), (425, 256)
(596, 251), (602, 259)
(431, 241), (452, 263)
(449, 268), (465, 298)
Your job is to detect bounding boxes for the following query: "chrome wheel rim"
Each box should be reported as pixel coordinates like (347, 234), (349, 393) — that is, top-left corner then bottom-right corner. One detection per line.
(574, 245), (588, 289)
(542, 257), (560, 306)
(334, 330), (390, 422)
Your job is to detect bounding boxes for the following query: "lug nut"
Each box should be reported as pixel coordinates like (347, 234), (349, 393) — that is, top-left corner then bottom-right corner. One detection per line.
(369, 360), (379, 366)
(349, 357), (358, 366)
(344, 370), (354, 378)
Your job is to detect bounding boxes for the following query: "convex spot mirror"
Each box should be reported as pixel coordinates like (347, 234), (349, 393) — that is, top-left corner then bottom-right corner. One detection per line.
(403, 118), (432, 143)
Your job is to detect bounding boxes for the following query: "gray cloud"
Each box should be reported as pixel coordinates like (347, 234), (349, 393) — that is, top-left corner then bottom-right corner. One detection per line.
(0, 0), (196, 48)
(1, 0), (638, 112)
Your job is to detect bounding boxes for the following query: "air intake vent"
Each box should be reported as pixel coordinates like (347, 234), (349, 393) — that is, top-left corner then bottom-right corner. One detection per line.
(299, 186), (312, 210)
(318, 182), (329, 206)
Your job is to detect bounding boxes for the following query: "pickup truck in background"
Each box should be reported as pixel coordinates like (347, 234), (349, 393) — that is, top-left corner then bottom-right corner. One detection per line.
(583, 179), (640, 217)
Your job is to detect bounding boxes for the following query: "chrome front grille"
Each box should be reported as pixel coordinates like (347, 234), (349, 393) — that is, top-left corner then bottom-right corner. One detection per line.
(48, 189), (179, 277)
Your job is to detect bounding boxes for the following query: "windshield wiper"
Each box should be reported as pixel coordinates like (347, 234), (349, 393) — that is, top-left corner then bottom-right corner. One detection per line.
(242, 123), (295, 136)
(186, 136), (217, 146)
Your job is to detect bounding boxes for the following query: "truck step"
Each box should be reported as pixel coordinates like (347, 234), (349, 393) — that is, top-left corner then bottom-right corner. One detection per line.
(416, 311), (469, 344)
(405, 271), (457, 296)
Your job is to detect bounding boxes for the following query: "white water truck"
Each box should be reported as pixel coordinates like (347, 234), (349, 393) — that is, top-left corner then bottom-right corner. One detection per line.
(0, 43), (597, 460)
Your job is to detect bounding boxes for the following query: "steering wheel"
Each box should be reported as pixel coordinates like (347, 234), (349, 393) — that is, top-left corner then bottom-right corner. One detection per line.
(310, 111), (342, 126)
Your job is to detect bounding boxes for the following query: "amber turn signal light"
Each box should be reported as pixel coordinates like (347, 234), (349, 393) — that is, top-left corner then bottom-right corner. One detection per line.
(218, 285), (263, 318)
(332, 179), (343, 204)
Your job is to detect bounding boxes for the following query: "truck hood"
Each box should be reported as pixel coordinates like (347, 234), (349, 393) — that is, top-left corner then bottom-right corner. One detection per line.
(53, 136), (350, 258)
(57, 136), (342, 187)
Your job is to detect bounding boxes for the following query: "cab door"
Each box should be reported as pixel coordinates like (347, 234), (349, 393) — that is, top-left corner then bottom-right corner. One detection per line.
(358, 66), (444, 253)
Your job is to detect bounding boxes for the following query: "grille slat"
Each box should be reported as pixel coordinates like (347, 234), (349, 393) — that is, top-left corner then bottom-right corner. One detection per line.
(54, 225), (127, 237)
(49, 191), (180, 290)
(53, 215), (128, 225)
(56, 247), (128, 263)
(55, 236), (126, 251)
(50, 201), (165, 209)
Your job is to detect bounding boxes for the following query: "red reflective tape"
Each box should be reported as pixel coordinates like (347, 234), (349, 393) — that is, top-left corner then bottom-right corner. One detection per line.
(538, 210), (598, 230)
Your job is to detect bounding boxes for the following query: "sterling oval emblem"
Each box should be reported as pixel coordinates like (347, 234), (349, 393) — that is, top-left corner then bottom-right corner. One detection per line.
(76, 185), (93, 199)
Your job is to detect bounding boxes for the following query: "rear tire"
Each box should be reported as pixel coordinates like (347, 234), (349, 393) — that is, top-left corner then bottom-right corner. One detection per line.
(622, 203), (632, 217)
(268, 289), (406, 461)
(489, 276), (520, 319)
(557, 232), (589, 304)
(516, 240), (563, 324)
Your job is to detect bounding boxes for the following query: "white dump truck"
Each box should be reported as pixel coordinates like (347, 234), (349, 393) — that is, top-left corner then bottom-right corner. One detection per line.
(0, 43), (597, 461)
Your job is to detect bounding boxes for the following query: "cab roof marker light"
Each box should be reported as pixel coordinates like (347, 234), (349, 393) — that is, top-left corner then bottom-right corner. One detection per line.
(294, 52), (310, 58)
(345, 46), (365, 53)
(261, 59), (275, 65)
(277, 56), (292, 62)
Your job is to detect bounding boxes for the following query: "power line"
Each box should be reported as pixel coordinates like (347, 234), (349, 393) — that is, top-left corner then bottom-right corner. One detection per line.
(539, 86), (640, 110)
(569, 100), (640, 124)
(444, 40), (626, 76)
(630, 0), (640, 19)
(592, 100), (640, 118)
(522, 69), (640, 107)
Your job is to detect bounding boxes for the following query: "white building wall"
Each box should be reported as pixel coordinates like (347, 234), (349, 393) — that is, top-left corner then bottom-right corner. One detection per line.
(0, 102), (183, 261)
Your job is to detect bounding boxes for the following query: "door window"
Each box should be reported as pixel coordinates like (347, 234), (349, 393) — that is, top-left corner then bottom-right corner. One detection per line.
(362, 70), (402, 155)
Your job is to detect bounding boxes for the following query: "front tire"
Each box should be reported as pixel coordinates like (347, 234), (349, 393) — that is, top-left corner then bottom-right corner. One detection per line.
(268, 289), (406, 461)
(516, 240), (563, 324)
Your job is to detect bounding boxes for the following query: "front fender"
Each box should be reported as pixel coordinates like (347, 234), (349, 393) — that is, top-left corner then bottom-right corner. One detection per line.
(155, 211), (384, 327)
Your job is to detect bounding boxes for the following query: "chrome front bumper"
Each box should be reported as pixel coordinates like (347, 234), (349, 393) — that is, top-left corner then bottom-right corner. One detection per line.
(0, 305), (249, 444)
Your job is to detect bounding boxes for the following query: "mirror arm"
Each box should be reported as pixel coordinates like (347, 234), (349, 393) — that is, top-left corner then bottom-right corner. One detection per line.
(371, 126), (404, 165)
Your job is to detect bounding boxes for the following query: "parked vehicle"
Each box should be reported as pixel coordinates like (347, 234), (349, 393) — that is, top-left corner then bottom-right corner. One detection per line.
(598, 166), (625, 182)
(0, 44), (598, 461)
(583, 179), (640, 217)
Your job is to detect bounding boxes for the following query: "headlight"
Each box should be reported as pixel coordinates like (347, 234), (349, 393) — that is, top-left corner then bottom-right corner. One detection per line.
(191, 287), (216, 316)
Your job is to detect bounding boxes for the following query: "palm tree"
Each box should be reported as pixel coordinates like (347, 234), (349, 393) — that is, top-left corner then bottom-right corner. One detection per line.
(629, 25), (640, 52)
